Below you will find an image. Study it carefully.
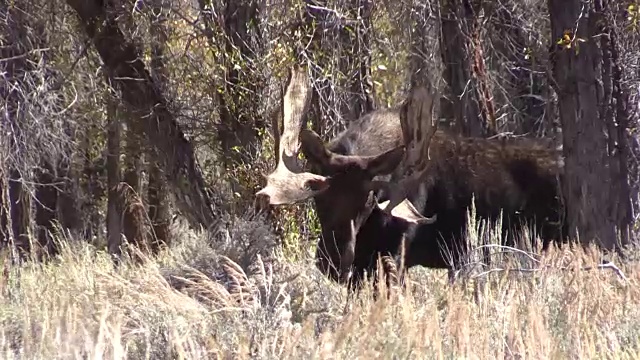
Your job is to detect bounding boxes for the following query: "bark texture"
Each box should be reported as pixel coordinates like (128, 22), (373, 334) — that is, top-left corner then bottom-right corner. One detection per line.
(148, 0), (171, 250)
(439, 0), (496, 136)
(549, 0), (633, 249)
(66, 0), (217, 227)
(106, 91), (123, 256)
(34, 161), (59, 257)
(216, 0), (265, 168)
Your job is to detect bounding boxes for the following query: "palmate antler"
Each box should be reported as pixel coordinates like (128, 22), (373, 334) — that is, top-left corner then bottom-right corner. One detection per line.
(256, 67), (330, 204)
(376, 85), (439, 217)
(257, 67), (437, 227)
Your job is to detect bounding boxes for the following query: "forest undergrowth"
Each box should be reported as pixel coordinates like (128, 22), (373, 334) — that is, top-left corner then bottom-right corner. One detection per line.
(3, 0), (640, 358)
(0, 212), (638, 360)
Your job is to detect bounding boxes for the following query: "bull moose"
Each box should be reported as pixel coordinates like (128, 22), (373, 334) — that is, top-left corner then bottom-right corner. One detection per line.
(256, 67), (567, 290)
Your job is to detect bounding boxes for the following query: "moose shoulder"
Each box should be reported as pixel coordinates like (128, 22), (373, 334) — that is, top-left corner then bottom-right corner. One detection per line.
(257, 67), (566, 289)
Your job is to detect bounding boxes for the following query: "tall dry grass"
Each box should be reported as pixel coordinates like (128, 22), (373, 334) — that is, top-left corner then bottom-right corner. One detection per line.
(0, 215), (639, 360)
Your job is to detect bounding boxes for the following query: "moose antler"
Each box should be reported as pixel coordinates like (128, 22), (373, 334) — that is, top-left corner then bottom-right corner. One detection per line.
(377, 85), (439, 217)
(256, 67), (330, 205)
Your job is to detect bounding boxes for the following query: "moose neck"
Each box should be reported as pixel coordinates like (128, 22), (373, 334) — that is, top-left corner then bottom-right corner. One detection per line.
(312, 190), (378, 283)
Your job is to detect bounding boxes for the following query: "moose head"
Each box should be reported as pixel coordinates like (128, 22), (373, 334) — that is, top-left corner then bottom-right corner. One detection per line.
(256, 67), (438, 283)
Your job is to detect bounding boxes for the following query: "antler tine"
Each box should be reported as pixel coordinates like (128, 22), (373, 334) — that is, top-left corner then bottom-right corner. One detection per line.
(376, 85), (438, 222)
(256, 66), (330, 205)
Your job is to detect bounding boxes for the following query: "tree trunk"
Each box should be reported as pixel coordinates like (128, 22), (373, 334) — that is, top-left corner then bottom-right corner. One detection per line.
(216, 0), (265, 170)
(408, 0), (436, 87)
(597, 1), (635, 248)
(487, 1), (547, 136)
(548, 0), (633, 249)
(56, 157), (81, 239)
(1, 1), (33, 259)
(147, 163), (170, 251)
(301, 0), (375, 137)
(0, 175), (8, 247)
(121, 120), (147, 251)
(299, 0), (328, 135)
(34, 161), (59, 258)
(8, 170), (30, 259)
(439, 0), (496, 137)
(339, 0), (375, 121)
(79, 130), (105, 245)
(65, 0), (217, 228)
(147, 0), (171, 251)
(106, 90), (123, 256)
(615, 3), (640, 226)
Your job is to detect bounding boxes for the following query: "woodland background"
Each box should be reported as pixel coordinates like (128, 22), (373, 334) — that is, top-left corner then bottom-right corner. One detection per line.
(1, 0), (640, 358)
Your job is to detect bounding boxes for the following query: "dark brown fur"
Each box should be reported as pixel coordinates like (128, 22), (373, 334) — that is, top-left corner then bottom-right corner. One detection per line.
(411, 131), (563, 227)
(385, 130), (565, 273)
(301, 108), (566, 289)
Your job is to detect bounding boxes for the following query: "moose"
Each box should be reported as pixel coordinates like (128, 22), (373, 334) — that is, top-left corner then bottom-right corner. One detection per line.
(256, 67), (567, 290)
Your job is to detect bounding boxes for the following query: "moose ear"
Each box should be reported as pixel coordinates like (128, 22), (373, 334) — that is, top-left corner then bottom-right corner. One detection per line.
(300, 129), (332, 167)
(364, 146), (406, 176)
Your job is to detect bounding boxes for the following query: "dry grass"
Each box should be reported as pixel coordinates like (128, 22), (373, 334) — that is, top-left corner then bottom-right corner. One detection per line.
(0, 217), (639, 360)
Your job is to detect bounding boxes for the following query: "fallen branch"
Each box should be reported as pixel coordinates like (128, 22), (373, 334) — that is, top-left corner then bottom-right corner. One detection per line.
(469, 260), (628, 282)
(450, 244), (630, 283)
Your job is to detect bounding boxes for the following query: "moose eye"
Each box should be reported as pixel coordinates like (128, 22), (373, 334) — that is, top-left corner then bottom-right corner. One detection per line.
(305, 178), (331, 192)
